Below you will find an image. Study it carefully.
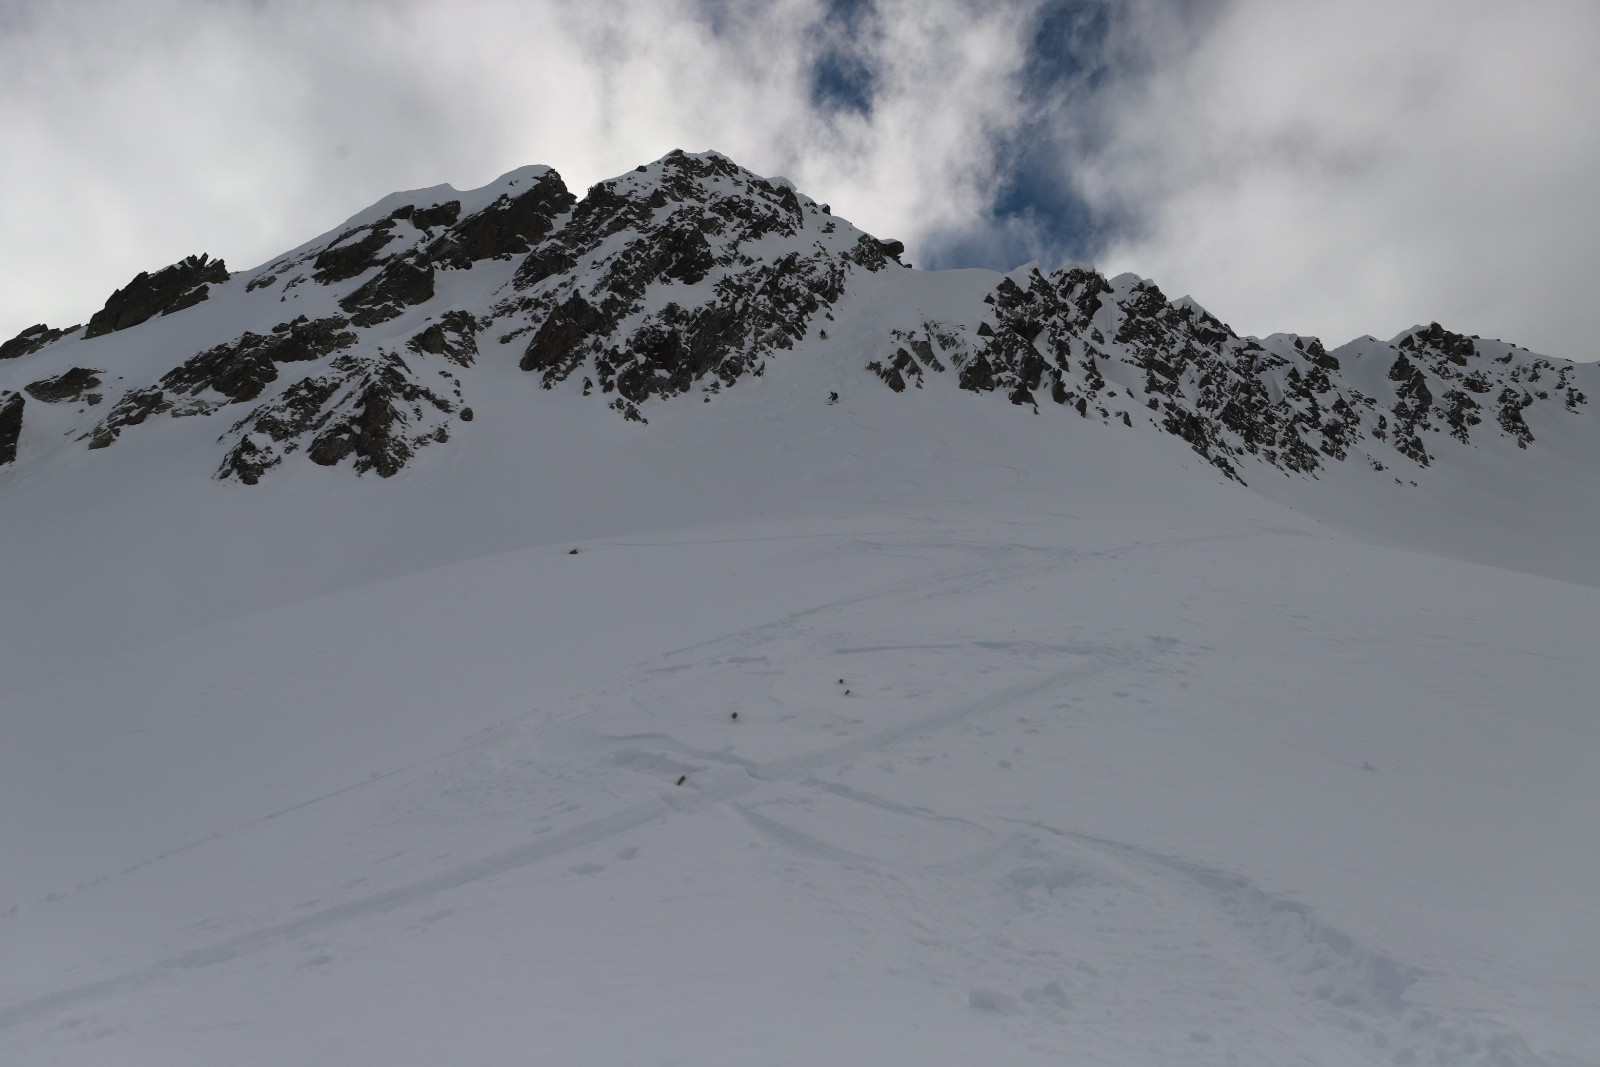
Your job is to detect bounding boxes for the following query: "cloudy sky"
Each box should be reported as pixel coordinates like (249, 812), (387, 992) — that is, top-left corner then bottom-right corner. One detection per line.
(3, 0), (1597, 358)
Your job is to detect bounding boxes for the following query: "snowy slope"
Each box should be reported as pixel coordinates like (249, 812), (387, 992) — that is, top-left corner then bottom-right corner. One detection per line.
(1, 153), (1598, 1065)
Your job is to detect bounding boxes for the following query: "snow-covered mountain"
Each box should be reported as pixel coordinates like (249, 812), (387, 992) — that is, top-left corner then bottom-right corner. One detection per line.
(3, 148), (1592, 489)
(2, 152), (1597, 1066)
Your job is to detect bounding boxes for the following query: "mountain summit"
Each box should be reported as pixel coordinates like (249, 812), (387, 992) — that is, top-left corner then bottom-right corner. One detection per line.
(1, 149), (1593, 487)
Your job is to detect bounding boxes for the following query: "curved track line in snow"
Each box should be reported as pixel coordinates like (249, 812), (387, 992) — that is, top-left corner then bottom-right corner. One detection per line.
(743, 766), (1555, 1065)
(1006, 821), (1553, 1067)
(0, 638), (1165, 1033)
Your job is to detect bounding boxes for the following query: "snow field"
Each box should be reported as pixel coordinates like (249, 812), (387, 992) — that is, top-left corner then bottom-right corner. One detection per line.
(2, 296), (1598, 1062)
(4, 484), (1597, 1062)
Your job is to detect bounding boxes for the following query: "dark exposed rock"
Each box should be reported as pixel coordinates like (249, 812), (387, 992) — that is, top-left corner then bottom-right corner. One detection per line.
(164, 315), (358, 404)
(1411, 322), (1475, 365)
(510, 244), (580, 291)
(428, 172), (574, 268)
(503, 151), (901, 418)
(0, 391), (23, 465)
(167, 346), (267, 406)
(652, 220), (717, 284)
(83, 254), (228, 339)
(868, 334), (944, 393)
(305, 353), (456, 476)
(408, 311), (479, 366)
(1441, 388), (1482, 443)
(25, 367), (104, 404)
(1389, 323), (1563, 452)
(412, 201), (462, 230)
(217, 375), (343, 484)
(340, 258), (435, 326)
(265, 315), (361, 360)
(874, 238), (906, 262)
(958, 353), (998, 393)
(313, 222), (398, 283)
(863, 270), (1368, 483)
(1, 323), (74, 360)
(388, 200), (463, 231)
(1387, 353), (1435, 462)
(218, 351), (458, 482)
(853, 266), (1593, 483)
(520, 293), (608, 376)
(1294, 336), (1340, 372)
(83, 388), (172, 448)
(308, 382), (410, 475)
(80, 316), (357, 450)
(1497, 387), (1535, 447)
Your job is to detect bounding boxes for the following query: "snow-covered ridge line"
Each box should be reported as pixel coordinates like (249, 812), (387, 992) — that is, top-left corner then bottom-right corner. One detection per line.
(0, 148), (1592, 486)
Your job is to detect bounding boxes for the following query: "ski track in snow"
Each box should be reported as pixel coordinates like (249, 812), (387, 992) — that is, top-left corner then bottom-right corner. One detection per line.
(1, 608), (1563, 1066)
(0, 630), (1158, 1033)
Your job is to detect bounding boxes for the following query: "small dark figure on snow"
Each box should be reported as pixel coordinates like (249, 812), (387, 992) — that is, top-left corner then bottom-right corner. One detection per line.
(827, 392), (839, 405)
(676, 774), (687, 786)
(730, 711), (738, 721)
(568, 548), (579, 555)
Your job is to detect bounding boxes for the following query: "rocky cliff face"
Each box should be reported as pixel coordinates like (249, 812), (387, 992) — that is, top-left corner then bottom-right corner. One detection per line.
(0, 150), (1591, 485)
(863, 268), (1590, 483)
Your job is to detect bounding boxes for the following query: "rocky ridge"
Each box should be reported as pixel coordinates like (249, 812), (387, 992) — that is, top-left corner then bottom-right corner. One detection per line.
(865, 268), (1590, 482)
(0, 150), (1591, 485)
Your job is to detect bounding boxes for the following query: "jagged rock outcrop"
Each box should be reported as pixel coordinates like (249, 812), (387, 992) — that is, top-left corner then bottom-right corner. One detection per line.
(217, 350), (461, 484)
(1388, 322), (1585, 451)
(254, 168), (575, 298)
(309, 218), (405, 285)
(82, 387), (175, 450)
(426, 171), (574, 267)
(864, 268), (1588, 483)
(408, 311), (479, 366)
(25, 367), (104, 404)
(340, 257), (435, 327)
(83, 254), (228, 338)
(2, 323), (75, 361)
(1, 149), (1591, 485)
(82, 315), (358, 448)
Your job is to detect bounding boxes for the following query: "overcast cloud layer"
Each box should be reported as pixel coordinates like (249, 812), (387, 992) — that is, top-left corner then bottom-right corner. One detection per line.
(2, 0), (1597, 359)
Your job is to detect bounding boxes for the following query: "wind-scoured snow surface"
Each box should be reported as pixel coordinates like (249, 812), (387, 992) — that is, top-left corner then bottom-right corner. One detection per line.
(2, 156), (1598, 1064)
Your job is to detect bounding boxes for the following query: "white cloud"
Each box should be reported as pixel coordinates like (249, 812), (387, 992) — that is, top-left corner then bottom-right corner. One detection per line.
(1077, 0), (1600, 357)
(0, 0), (1038, 338)
(3, 0), (1595, 361)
